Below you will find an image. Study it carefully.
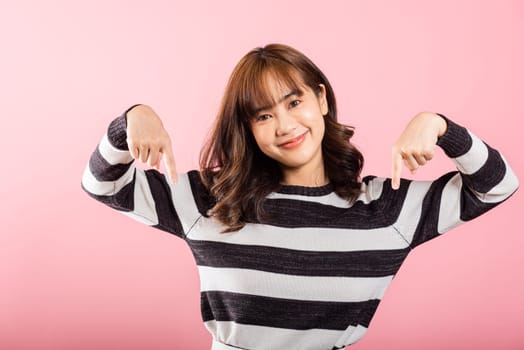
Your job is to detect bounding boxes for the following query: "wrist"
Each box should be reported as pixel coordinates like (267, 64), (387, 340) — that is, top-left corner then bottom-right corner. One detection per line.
(124, 104), (148, 123)
(434, 113), (448, 137)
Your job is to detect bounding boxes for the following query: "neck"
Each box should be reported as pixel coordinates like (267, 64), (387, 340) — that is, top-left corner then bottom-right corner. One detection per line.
(281, 161), (328, 187)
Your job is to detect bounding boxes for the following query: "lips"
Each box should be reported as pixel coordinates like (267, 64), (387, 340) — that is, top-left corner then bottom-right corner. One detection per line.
(278, 131), (308, 149)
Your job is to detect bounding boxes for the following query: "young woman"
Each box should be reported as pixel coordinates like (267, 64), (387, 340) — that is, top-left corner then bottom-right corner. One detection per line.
(82, 44), (518, 350)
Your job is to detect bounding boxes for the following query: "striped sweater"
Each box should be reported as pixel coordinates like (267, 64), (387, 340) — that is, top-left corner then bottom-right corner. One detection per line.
(81, 110), (518, 350)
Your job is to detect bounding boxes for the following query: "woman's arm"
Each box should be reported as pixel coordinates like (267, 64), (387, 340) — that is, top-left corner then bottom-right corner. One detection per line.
(80, 105), (201, 239)
(388, 112), (519, 248)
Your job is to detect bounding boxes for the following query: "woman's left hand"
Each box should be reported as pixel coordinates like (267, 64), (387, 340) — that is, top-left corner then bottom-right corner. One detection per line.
(391, 112), (448, 190)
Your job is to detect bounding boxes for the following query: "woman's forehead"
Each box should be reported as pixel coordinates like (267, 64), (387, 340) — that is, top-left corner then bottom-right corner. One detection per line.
(263, 72), (302, 95)
(250, 71), (305, 107)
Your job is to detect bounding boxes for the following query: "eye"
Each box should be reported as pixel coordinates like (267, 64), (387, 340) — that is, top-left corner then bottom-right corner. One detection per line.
(289, 100), (301, 108)
(255, 114), (272, 122)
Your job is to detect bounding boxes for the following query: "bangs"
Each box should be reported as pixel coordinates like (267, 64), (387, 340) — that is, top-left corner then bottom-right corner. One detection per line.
(236, 60), (305, 121)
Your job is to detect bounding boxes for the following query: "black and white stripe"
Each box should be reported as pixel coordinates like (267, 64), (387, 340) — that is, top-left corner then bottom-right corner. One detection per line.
(189, 240), (408, 277)
(82, 111), (518, 350)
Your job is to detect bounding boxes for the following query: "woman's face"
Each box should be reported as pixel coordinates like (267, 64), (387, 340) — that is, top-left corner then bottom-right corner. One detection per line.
(249, 74), (329, 176)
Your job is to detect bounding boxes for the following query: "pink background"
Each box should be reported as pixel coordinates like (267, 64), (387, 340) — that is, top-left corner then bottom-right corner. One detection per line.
(1, 0), (523, 349)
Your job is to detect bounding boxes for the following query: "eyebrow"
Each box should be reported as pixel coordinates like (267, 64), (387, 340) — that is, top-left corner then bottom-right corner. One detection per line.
(253, 89), (302, 115)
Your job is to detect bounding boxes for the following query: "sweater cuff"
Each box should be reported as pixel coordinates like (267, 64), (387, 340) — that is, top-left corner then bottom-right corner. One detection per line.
(107, 115), (128, 150)
(106, 104), (142, 151)
(435, 113), (472, 158)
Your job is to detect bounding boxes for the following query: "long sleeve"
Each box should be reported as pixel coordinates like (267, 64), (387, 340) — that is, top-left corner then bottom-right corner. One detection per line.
(390, 114), (519, 249)
(80, 106), (204, 239)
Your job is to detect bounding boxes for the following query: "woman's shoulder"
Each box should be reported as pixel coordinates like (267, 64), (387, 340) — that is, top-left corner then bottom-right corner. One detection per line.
(360, 175), (389, 200)
(184, 170), (216, 217)
(358, 175), (411, 203)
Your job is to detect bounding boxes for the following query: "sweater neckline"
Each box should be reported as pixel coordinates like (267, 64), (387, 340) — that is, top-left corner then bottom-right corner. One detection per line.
(276, 182), (334, 196)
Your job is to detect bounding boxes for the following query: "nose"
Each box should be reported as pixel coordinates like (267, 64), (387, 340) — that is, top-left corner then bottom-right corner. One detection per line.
(275, 110), (297, 136)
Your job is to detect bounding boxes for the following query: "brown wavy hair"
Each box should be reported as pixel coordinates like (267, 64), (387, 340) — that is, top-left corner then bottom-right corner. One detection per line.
(200, 43), (364, 232)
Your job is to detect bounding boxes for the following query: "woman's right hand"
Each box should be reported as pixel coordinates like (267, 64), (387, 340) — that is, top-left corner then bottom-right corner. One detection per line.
(125, 104), (178, 183)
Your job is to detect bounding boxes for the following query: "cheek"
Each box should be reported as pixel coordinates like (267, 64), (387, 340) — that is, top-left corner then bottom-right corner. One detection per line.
(302, 103), (325, 123)
(308, 112), (326, 136)
(251, 127), (273, 148)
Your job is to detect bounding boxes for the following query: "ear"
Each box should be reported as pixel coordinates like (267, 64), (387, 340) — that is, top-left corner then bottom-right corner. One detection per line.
(317, 84), (329, 116)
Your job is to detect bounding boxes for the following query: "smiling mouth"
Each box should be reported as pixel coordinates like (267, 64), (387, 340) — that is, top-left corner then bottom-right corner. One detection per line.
(278, 131), (308, 149)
